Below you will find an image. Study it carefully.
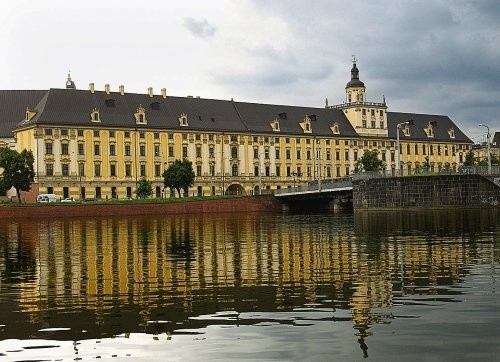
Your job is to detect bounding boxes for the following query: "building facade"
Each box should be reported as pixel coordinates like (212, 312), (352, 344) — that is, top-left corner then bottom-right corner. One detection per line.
(8, 62), (472, 201)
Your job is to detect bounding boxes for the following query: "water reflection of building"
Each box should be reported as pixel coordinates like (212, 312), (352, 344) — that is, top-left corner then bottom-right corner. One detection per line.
(0, 213), (496, 345)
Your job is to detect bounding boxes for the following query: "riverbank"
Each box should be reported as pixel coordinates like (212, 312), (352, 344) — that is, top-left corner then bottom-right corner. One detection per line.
(0, 195), (283, 219)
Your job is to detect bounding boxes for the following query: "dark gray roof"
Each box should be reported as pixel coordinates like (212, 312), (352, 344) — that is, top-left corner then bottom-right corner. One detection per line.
(18, 88), (358, 137)
(387, 112), (472, 143)
(234, 101), (359, 137)
(0, 90), (47, 138)
(493, 132), (500, 148)
(7, 88), (472, 143)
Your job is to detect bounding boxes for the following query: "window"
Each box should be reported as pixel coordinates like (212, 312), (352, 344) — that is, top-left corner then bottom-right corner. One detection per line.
(286, 166), (291, 177)
(110, 144), (116, 156)
(155, 164), (161, 177)
(154, 132), (160, 139)
(62, 163), (69, 176)
(140, 164), (146, 177)
(362, 119), (367, 128)
(95, 187), (101, 199)
(254, 148), (259, 159)
(109, 130), (115, 138)
(371, 120), (376, 128)
(345, 151), (349, 160)
(45, 128), (53, 136)
(78, 143), (84, 155)
(286, 149), (291, 160)
(125, 144), (131, 156)
(415, 144), (419, 155)
(61, 143), (69, 155)
(195, 134), (201, 141)
(79, 163), (85, 176)
(155, 145), (160, 157)
(276, 165), (281, 177)
(110, 164), (116, 177)
(125, 131), (130, 138)
(61, 129), (68, 136)
(45, 142), (53, 155)
(275, 148), (280, 159)
(125, 164), (131, 177)
(407, 144), (411, 155)
(264, 148), (269, 159)
(169, 146), (174, 157)
(151, 102), (160, 110)
(371, 109), (375, 116)
(196, 146), (201, 158)
(93, 130), (99, 137)
(362, 109), (366, 116)
(94, 163), (101, 177)
(232, 164), (238, 176)
(231, 135), (238, 142)
(254, 165), (259, 176)
(196, 165), (202, 177)
(306, 150), (311, 160)
(182, 133), (187, 140)
(265, 166), (270, 177)
(77, 129), (84, 137)
(140, 131), (145, 139)
(380, 110), (384, 117)
(46, 163), (53, 176)
(94, 143), (100, 156)
(286, 138), (290, 144)
(182, 146), (188, 158)
(296, 149), (301, 160)
(169, 133), (174, 140)
(326, 150), (331, 161)
(231, 147), (238, 159)
(105, 99), (116, 107)
(140, 145), (146, 157)
(380, 121), (384, 129)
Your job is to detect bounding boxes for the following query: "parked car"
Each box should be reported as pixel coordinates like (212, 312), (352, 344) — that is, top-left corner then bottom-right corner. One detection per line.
(61, 197), (75, 203)
(36, 194), (57, 203)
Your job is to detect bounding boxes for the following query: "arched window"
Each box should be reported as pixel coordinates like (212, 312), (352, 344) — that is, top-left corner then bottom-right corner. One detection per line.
(232, 164), (238, 176)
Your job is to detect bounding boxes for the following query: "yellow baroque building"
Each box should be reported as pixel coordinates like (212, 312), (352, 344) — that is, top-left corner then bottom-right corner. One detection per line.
(5, 61), (472, 201)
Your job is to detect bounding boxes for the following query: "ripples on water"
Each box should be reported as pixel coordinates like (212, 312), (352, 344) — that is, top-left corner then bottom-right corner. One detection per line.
(0, 209), (498, 361)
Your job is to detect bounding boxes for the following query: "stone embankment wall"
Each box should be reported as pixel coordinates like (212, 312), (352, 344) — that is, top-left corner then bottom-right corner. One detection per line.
(353, 175), (500, 210)
(0, 195), (282, 219)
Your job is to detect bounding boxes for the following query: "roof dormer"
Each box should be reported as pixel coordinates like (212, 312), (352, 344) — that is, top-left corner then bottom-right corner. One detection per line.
(270, 118), (280, 132)
(330, 122), (340, 135)
(90, 108), (100, 123)
(299, 115), (313, 134)
(134, 105), (147, 125)
(25, 107), (37, 122)
(178, 113), (188, 127)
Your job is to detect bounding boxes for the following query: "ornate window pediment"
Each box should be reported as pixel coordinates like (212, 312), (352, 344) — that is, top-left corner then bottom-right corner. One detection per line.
(330, 122), (340, 135)
(448, 128), (455, 139)
(135, 105), (147, 125)
(299, 115), (313, 134)
(424, 122), (436, 138)
(178, 113), (188, 127)
(90, 108), (101, 122)
(402, 125), (410, 137)
(270, 118), (280, 132)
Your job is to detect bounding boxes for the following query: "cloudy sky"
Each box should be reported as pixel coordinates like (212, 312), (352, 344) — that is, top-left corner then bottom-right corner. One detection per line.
(1, 0), (498, 141)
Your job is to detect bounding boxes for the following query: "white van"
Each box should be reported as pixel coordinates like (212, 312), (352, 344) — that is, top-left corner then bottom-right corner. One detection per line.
(36, 194), (57, 203)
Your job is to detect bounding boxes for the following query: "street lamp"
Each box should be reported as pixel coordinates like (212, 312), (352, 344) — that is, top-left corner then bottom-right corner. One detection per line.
(396, 121), (411, 175)
(478, 124), (491, 174)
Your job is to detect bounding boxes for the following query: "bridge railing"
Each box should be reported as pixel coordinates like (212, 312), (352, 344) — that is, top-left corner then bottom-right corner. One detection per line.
(351, 166), (500, 181)
(274, 178), (353, 195)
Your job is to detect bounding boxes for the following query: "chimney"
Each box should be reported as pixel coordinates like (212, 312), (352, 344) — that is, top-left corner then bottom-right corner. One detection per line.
(148, 87), (153, 97)
(119, 85), (125, 95)
(161, 88), (167, 98)
(105, 84), (110, 94)
(89, 83), (95, 93)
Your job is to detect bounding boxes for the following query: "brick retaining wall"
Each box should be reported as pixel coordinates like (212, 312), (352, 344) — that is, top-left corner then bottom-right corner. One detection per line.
(353, 175), (500, 210)
(0, 195), (283, 219)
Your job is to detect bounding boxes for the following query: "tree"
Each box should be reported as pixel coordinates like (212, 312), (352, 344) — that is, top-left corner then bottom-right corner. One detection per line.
(162, 159), (195, 197)
(463, 150), (476, 166)
(135, 178), (153, 198)
(355, 149), (383, 172)
(0, 148), (35, 203)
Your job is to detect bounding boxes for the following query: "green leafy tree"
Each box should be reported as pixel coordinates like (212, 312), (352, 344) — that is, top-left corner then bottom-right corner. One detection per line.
(355, 149), (383, 172)
(0, 148), (35, 203)
(477, 154), (499, 166)
(162, 159), (195, 197)
(463, 150), (476, 166)
(135, 178), (153, 198)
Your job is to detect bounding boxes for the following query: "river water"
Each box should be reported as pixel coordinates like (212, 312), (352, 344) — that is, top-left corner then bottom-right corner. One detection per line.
(0, 209), (498, 361)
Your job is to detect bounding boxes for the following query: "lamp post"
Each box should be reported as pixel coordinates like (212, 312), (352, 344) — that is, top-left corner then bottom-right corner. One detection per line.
(396, 121), (410, 175)
(316, 139), (322, 191)
(478, 124), (491, 174)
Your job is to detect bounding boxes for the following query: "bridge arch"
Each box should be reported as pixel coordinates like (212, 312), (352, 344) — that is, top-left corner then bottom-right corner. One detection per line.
(226, 183), (246, 195)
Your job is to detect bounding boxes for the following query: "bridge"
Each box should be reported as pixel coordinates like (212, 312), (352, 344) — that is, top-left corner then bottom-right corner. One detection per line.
(274, 178), (353, 211)
(271, 166), (500, 211)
